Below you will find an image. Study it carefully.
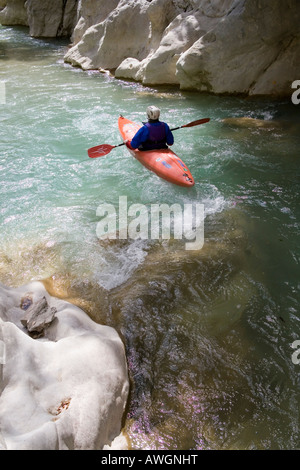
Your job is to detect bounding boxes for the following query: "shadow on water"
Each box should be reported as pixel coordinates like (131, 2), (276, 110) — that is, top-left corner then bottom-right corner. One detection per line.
(104, 210), (298, 449)
(0, 25), (69, 62)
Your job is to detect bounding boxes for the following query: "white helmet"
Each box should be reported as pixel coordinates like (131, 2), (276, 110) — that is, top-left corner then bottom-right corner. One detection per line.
(147, 105), (160, 120)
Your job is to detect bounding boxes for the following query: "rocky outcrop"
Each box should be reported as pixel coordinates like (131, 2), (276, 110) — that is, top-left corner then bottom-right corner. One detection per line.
(0, 281), (129, 450)
(1, 0), (299, 96)
(176, 0), (300, 96)
(65, 0), (151, 70)
(0, 0), (77, 37)
(27, 0), (77, 38)
(0, 0), (27, 26)
(64, 0), (300, 97)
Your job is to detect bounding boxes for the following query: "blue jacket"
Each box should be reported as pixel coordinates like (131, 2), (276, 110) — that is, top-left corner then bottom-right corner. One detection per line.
(131, 121), (174, 151)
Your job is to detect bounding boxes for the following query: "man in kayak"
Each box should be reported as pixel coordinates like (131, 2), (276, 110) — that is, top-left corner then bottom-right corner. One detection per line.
(126, 106), (174, 151)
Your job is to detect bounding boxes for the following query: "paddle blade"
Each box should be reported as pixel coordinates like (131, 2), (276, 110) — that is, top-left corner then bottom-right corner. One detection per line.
(88, 144), (115, 158)
(182, 118), (210, 128)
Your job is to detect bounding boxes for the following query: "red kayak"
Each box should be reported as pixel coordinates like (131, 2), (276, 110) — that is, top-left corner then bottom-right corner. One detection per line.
(118, 116), (195, 188)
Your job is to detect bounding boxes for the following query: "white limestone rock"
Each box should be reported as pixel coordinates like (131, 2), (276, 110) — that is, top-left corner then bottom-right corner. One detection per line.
(1, 0), (299, 96)
(0, 0), (28, 26)
(249, 35), (300, 96)
(0, 281), (129, 450)
(26, 0), (77, 38)
(67, 0), (300, 97)
(65, 0), (152, 70)
(176, 0), (300, 95)
(0, 0), (77, 37)
(116, 5), (224, 85)
(71, 0), (121, 45)
(115, 57), (143, 81)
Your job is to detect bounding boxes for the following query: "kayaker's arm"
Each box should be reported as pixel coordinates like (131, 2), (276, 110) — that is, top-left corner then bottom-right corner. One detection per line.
(130, 126), (149, 149)
(125, 140), (134, 150)
(165, 123), (174, 146)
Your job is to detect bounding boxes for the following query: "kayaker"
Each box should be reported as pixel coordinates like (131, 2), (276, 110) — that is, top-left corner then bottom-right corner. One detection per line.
(126, 106), (174, 151)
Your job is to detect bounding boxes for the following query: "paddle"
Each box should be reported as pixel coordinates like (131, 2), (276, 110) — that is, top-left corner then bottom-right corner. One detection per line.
(170, 117), (210, 131)
(87, 118), (210, 158)
(88, 143), (125, 159)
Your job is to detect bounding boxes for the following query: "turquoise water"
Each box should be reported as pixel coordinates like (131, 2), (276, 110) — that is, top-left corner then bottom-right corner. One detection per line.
(0, 26), (299, 449)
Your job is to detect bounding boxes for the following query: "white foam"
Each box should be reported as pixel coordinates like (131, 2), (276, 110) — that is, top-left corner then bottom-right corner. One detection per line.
(93, 189), (226, 289)
(95, 239), (149, 290)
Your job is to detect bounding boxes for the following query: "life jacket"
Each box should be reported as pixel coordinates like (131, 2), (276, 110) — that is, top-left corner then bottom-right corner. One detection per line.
(139, 121), (167, 151)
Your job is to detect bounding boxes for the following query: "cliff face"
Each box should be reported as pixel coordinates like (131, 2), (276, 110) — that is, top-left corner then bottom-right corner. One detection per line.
(1, 0), (299, 97)
(0, 0), (77, 37)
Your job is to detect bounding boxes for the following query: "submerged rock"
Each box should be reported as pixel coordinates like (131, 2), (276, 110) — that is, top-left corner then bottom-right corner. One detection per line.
(0, 281), (129, 450)
(222, 117), (282, 129)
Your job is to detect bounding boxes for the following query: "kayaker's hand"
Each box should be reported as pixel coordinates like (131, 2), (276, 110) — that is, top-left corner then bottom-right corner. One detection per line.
(125, 140), (134, 150)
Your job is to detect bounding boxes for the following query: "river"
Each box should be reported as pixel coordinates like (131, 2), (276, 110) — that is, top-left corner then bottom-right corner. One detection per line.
(0, 25), (299, 450)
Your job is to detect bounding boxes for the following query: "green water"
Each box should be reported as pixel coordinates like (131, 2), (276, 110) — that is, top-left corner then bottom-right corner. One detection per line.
(0, 26), (299, 450)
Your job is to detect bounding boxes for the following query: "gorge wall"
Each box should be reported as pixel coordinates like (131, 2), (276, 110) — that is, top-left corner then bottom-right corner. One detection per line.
(0, 0), (77, 37)
(1, 0), (299, 96)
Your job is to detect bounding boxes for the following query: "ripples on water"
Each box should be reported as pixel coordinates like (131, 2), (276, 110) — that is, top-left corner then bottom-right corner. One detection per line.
(0, 26), (299, 449)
